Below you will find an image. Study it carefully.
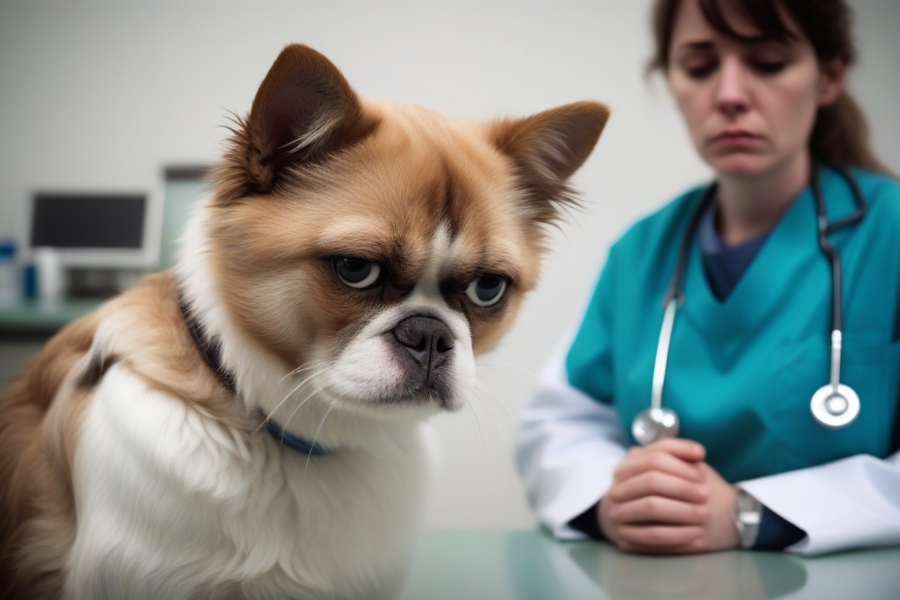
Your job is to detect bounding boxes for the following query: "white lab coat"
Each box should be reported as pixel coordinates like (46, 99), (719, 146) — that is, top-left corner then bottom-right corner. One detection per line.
(515, 332), (900, 555)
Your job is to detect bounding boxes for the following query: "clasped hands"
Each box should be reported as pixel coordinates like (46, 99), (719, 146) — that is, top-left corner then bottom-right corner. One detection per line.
(598, 438), (740, 554)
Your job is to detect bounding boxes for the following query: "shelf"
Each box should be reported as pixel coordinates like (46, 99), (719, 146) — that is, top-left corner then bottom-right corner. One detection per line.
(0, 299), (104, 334)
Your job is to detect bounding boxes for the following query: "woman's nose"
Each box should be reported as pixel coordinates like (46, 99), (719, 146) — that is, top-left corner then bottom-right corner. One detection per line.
(715, 55), (751, 118)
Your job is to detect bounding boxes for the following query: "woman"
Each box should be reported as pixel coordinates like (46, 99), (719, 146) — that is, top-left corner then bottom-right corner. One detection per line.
(516, 0), (900, 555)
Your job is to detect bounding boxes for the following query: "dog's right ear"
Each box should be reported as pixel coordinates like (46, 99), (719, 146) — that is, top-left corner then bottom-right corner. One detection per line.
(491, 101), (609, 225)
(217, 44), (379, 201)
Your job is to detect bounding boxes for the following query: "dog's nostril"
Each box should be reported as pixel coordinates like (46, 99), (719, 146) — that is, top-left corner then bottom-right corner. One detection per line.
(436, 334), (453, 353)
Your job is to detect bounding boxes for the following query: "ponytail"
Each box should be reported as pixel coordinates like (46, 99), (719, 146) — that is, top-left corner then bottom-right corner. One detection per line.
(811, 91), (892, 174)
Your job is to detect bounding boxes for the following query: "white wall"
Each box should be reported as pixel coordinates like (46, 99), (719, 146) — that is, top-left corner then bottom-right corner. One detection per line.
(1, 0), (897, 529)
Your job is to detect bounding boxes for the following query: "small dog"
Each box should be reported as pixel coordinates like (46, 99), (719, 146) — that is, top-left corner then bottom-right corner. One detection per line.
(0, 45), (608, 599)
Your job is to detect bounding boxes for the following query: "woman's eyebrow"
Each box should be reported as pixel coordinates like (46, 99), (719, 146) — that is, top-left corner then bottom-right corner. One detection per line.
(742, 36), (789, 46)
(677, 36), (788, 53)
(676, 40), (715, 54)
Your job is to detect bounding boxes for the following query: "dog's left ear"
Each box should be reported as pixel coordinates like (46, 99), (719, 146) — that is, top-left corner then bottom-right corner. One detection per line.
(218, 44), (379, 201)
(491, 101), (609, 222)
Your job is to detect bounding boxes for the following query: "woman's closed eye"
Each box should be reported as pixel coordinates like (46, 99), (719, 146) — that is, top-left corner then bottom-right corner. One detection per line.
(678, 48), (719, 79)
(684, 60), (718, 79)
(748, 58), (786, 75)
(746, 46), (792, 75)
(677, 43), (793, 79)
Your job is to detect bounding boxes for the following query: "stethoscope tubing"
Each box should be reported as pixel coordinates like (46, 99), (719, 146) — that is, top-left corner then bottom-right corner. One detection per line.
(639, 164), (866, 444)
(651, 298), (678, 411)
(810, 166), (866, 333)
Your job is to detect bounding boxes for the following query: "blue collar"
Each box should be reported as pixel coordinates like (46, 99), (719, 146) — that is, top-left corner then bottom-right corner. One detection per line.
(265, 420), (331, 456)
(178, 291), (332, 458)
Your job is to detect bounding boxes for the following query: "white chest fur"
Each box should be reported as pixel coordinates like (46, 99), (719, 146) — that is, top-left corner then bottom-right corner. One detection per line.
(64, 366), (432, 600)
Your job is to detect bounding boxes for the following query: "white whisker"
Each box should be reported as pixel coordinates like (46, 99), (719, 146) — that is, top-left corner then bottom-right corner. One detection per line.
(472, 382), (517, 439)
(461, 396), (486, 457)
(473, 378), (527, 468)
(473, 378), (520, 427)
(477, 361), (540, 381)
(278, 360), (330, 384)
(305, 400), (339, 473)
(281, 380), (331, 434)
(252, 366), (331, 435)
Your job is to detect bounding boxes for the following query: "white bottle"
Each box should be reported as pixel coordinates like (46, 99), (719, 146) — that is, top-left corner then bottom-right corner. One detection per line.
(34, 247), (63, 306)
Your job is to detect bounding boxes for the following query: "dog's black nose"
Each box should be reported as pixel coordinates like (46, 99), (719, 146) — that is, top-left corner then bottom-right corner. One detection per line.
(391, 316), (454, 374)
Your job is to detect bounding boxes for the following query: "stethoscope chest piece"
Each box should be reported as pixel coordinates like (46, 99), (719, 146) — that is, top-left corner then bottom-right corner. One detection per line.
(632, 407), (680, 446)
(809, 329), (860, 429)
(810, 383), (860, 429)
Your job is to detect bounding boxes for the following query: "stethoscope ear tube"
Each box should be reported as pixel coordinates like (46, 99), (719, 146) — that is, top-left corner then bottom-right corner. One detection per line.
(811, 168), (845, 334)
(660, 185), (718, 310)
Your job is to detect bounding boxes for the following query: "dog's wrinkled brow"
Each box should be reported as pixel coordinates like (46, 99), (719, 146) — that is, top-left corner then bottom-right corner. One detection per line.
(438, 254), (522, 288)
(313, 223), (403, 258)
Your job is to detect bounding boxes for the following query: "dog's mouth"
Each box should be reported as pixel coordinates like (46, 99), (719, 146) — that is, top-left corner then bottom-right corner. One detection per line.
(369, 388), (455, 410)
(319, 309), (475, 415)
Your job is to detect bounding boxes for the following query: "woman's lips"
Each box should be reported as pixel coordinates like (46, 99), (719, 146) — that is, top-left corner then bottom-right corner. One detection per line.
(710, 130), (762, 148)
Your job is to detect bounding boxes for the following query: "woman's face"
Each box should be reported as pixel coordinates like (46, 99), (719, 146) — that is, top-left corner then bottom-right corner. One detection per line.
(666, 0), (845, 178)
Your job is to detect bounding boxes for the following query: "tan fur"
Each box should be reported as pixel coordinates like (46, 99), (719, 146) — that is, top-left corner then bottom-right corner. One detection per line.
(0, 311), (96, 598)
(0, 273), (241, 598)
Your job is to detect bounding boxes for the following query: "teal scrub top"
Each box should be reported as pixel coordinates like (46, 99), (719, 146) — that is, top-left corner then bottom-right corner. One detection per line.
(566, 167), (900, 483)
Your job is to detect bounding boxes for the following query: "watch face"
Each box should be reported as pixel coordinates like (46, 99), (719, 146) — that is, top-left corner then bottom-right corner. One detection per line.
(735, 490), (762, 548)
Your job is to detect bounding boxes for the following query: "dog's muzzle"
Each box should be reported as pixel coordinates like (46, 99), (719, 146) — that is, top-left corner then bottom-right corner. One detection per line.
(387, 314), (456, 404)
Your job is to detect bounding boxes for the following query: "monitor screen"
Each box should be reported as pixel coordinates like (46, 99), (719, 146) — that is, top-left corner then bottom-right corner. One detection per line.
(30, 193), (146, 249)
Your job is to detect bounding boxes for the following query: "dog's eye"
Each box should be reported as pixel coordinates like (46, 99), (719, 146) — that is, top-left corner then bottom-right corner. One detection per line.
(334, 257), (382, 289)
(465, 275), (507, 307)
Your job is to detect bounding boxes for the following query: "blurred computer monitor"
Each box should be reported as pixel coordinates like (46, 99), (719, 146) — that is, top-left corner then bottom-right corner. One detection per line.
(160, 166), (211, 268)
(21, 191), (161, 268)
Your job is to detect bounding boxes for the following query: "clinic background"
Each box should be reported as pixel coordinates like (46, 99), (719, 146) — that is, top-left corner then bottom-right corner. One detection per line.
(1, 0), (898, 530)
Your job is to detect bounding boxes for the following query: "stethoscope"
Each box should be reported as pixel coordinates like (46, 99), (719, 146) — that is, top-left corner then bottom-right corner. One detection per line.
(632, 165), (868, 446)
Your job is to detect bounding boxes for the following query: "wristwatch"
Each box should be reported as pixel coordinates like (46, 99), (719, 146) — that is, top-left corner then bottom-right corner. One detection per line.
(734, 488), (762, 549)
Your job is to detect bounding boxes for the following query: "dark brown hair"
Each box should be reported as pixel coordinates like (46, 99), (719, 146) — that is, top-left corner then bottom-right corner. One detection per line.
(649, 0), (891, 174)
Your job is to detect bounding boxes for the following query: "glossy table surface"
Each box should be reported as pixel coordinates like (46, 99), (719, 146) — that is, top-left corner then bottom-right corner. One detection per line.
(401, 530), (900, 600)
